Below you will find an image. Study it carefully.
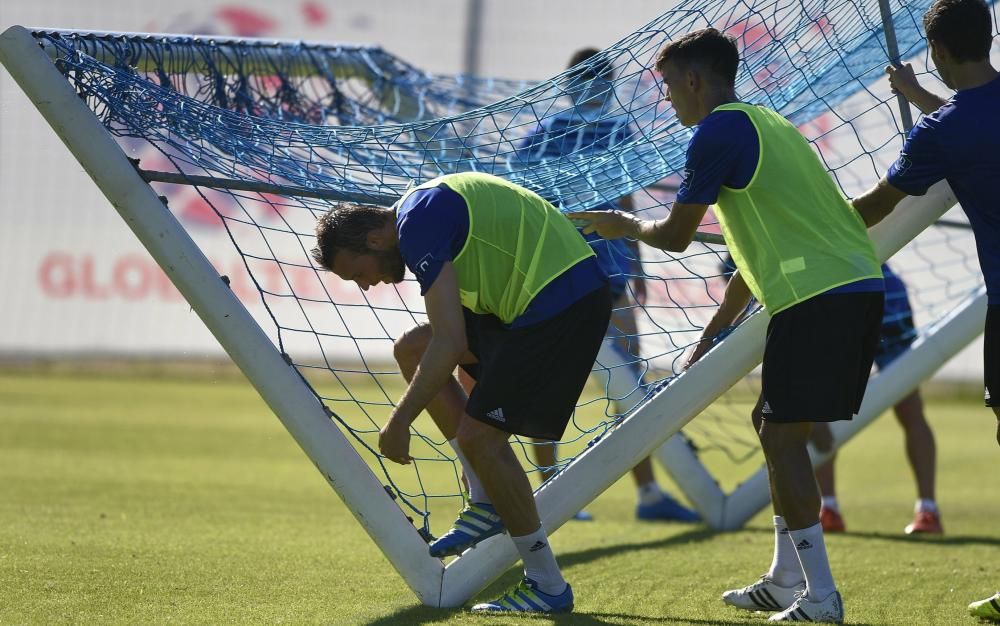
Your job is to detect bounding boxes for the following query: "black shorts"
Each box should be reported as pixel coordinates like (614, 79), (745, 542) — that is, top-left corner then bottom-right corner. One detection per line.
(460, 284), (612, 440)
(760, 291), (883, 423)
(984, 305), (1000, 407)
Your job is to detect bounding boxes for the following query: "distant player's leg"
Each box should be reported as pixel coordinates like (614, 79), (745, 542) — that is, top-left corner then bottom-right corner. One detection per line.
(529, 438), (594, 521)
(877, 283), (941, 534)
(894, 390), (942, 534)
(601, 299), (699, 522)
(722, 396), (805, 612)
(815, 456), (846, 532)
(532, 439), (559, 484)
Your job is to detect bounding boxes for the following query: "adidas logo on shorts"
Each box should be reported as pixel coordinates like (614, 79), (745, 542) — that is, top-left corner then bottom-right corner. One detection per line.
(761, 401), (773, 415)
(486, 408), (506, 422)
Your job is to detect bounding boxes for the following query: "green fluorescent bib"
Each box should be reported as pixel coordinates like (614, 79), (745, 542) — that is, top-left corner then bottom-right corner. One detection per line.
(406, 172), (595, 324)
(712, 103), (881, 313)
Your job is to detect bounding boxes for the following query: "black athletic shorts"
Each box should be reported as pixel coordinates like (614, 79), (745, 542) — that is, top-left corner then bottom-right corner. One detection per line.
(460, 284), (612, 441)
(984, 304), (1000, 407)
(759, 290), (884, 423)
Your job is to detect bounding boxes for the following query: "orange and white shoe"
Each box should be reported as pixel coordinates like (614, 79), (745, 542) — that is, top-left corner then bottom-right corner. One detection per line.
(904, 510), (943, 535)
(819, 506), (846, 533)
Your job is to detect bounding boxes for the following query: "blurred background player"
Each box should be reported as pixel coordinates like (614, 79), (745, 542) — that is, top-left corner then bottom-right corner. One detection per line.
(518, 47), (699, 523)
(847, 0), (998, 618)
(813, 264), (941, 535)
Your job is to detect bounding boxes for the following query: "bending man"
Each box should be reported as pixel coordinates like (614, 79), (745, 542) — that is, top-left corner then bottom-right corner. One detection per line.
(313, 171), (611, 614)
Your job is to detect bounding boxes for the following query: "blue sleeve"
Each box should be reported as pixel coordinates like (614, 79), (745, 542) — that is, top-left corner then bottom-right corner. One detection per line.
(887, 119), (947, 196)
(396, 185), (469, 294)
(676, 110), (759, 205)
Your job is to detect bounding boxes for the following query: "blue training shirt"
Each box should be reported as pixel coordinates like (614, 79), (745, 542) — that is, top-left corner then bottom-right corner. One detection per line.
(395, 182), (607, 328)
(679, 107), (882, 295)
(520, 106), (638, 296)
(887, 74), (1000, 303)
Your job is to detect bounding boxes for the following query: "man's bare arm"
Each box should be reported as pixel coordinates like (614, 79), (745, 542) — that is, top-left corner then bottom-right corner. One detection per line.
(686, 269), (753, 367)
(573, 202), (709, 252)
(390, 263), (468, 427)
(887, 64), (947, 115)
(852, 177), (909, 227)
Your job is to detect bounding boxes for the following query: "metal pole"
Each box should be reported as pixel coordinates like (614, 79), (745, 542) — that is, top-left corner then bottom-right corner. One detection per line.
(878, 0), (916, 131)
(137, 166), (729, 245)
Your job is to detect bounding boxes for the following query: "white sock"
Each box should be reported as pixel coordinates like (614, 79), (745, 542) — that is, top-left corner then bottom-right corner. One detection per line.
(821, 496), (839, 513)
(449, 438), (490, 505)
(767, 515), (804, 586)
(512, 526), (566, 595)
(916, 498), (938, 514)
(637, 481), (664, 506)
(788, 522), (837, 600)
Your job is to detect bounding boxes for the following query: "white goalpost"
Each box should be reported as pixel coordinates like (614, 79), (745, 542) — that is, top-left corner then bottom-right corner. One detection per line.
(0, 3), (981, 607)
(0, 25), (446, 605)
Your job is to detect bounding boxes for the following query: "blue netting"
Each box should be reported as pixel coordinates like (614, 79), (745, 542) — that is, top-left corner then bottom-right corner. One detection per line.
(31, 0), (995, 536)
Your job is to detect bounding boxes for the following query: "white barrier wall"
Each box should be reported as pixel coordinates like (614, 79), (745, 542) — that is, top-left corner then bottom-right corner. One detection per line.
(0, 0), (671, 358)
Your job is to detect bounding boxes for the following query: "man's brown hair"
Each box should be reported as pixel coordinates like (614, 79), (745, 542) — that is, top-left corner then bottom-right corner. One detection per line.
(311, 203), (392, 271)
(655, 27), (740, 85)
(924, 0), (992, 63)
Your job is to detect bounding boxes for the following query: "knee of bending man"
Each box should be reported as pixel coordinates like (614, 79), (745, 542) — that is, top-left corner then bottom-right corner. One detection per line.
(456, 418), (506, 462)
(393, 324), (432, 372)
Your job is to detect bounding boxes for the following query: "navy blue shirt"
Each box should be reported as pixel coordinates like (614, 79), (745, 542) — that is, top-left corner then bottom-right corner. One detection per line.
(887, 75), (1000, 303)
(676, 109), (759, 204)
(520, 106), (638, 295)
(395, 183), (606, 327)
(679, 107), (882, 295)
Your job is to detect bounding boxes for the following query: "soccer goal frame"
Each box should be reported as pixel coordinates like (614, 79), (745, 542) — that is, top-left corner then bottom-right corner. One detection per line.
(0, 23), (964, 607)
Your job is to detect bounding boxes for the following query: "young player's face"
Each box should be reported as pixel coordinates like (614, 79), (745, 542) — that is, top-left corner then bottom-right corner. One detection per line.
(332, 246), (406, 291)
(660, 62), (697, 126)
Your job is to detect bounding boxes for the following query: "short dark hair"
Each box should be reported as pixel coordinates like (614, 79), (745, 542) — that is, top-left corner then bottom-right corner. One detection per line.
(924, 0), (992, 62)
(311, 203), (392, 270)
(567, 47), (615, 82)
(655, 28), (740, 85)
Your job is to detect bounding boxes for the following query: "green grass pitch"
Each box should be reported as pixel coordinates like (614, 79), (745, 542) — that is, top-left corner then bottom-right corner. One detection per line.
(1, 368), (998, 625)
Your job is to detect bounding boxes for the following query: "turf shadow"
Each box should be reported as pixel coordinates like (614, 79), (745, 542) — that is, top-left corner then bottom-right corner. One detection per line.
(831, 529), (1000, 547)
(555, 525), (721, 570)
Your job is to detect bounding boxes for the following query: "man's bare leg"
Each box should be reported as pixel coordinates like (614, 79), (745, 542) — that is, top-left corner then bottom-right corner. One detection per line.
(457, 416), (567, 594)
(759, 419), (836, 601)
